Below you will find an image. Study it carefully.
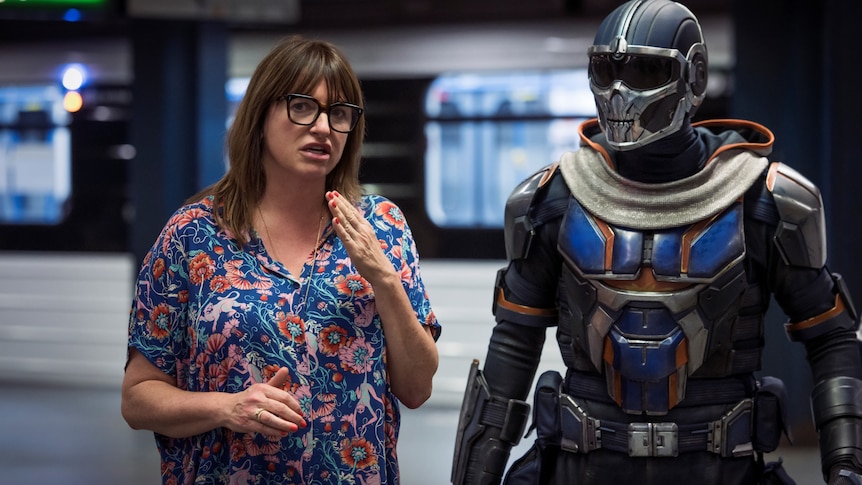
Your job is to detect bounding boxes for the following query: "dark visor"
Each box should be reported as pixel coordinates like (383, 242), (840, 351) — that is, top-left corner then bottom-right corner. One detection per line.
(589, 54), (679, 90)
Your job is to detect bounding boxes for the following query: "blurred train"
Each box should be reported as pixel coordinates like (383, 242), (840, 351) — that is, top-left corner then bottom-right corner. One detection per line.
(0, 3), (733, 260)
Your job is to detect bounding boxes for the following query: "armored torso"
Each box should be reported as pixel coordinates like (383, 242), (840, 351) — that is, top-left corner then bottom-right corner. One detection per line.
(556, 197), (764, 415)
(554, 139), (770, 415)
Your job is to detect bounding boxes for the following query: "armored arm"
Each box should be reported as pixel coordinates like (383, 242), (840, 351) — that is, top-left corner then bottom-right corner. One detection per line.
(451, 331), (541, 485)
(766, 162), (862, 482)
(452, 165), (566, 484)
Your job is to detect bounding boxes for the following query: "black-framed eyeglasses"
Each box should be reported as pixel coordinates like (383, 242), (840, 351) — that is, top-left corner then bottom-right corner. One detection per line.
(280, 93), (363, 133)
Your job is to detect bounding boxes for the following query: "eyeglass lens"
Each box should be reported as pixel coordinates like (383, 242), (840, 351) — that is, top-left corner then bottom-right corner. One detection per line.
(589, 54), (676, 90)
(286, 95), (361, 133)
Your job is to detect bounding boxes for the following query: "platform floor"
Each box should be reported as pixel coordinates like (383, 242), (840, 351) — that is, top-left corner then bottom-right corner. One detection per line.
(0, 382), (824, 485)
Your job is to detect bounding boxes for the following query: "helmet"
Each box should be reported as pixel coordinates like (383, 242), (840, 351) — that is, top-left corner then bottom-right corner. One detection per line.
(588, 0), (708, 151)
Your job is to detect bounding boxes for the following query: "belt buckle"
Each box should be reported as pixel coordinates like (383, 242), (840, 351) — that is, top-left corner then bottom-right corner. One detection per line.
(628, 422), (679, 457)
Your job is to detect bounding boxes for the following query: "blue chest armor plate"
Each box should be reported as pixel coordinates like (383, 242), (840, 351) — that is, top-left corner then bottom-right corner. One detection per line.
(558, 198), (746, 415)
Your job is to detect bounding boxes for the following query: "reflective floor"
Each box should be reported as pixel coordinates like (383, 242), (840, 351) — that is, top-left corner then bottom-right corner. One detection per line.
(0, 255), (826, 484)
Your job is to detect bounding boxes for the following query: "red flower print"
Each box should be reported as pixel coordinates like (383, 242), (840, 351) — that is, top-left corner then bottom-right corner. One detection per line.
(230, 440), (246, 461)
(261, 364), (281, 382)
(338, 337), (374, 374)
(170, 207), (208, 228)
(277, 312), (306, 344)
(177, 290), (189, 303)
(243, 432), (281, 456)
(209, 275), (230, 293)
(334, 274), (372, 298)
(206, 334), (226, 354)
(224, 259), (273, 290)
(374, 200), (404, 230)
(213, 245), (224, 255)
(318, 325), (349, 356)
(147, 303), (171, 340)
(340, 437), (377, 469)
(189, 252), (215, 286)
(311, 392), (337, 420)
(152, 258), (166, 279)
(399, 260), (411, 282)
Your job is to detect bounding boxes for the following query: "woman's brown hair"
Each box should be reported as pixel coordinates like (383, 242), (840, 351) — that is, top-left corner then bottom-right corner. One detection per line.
(188, 35), (366, 246)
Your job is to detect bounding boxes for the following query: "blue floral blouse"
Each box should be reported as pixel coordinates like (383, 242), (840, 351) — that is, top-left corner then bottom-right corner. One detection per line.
(128, 194), (440, 485)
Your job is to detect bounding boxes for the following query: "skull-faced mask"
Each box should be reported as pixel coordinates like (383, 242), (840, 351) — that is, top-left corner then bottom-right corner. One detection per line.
(588, 0), (708, 151)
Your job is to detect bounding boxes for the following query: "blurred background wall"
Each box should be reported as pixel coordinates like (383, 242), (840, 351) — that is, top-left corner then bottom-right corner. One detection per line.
(0, 0), (859, 483)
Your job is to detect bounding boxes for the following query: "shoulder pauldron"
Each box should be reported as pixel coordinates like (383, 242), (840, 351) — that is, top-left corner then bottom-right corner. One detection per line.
(767, 162), (827, 268)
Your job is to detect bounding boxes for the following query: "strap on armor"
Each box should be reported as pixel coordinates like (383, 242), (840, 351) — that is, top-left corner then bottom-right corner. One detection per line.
(811, 376), (862, 480)
(491, 268), (557, 328)
(503, 163), (565, 261)
(451, 359), (531, 485)
(786, 273), (858, 342)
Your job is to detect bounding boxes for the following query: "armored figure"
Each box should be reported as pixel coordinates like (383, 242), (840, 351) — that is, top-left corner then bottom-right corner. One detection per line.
(451, 1), (862, 484)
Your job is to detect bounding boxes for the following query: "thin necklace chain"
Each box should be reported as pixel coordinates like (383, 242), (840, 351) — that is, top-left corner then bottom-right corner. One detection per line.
(257, 205), (325, 317)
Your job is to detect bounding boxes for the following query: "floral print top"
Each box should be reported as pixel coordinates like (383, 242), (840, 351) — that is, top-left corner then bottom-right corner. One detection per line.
(128, 194), (440, 485)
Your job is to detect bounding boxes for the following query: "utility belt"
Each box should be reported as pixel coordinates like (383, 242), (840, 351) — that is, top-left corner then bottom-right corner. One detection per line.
(530, 371), (789, 459)
(559, 393), (754, 458)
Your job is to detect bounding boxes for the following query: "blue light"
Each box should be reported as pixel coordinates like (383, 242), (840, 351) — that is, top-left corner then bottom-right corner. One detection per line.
(63, 9), (83, 22)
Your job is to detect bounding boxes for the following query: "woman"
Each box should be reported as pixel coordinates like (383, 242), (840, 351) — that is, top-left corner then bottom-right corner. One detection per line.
(121, 35), (440, 484)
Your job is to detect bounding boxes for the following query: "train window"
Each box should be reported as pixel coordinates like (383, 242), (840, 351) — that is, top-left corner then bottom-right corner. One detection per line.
(424, 70), (595, 228)
(0, 85), (71, 224)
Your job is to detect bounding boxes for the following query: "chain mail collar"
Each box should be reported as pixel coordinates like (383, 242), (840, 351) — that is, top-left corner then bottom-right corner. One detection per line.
(558, 147), (769, 230)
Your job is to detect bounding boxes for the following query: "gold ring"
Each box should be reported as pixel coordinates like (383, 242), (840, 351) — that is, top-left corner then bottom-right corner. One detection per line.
(254, 408), (266, 423)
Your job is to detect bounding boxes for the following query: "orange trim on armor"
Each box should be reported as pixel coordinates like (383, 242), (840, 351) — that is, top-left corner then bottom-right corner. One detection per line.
(679, 199), (741, 274)
(603, 338), (623, 406)
(766, 162), (780, 192)
(495, 288), (557, 317)
(592, 218), (615, 271)
(680, 218), (712, 274)
(539, 161), (559, 186)
(693, 119), (775, 164)
(578, 119), (616, 170)
(785, 294), (846, 333)
(603, 336), (614, 365)
(612, 373), (622, 407)
(668, 372), (679, 409)
(603, 269), (693, 292)
(669, 340), (688, 410)
(676, 339), (689, 368)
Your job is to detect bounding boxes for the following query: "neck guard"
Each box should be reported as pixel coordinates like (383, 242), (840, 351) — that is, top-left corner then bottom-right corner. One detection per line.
(559, 147), (768, 230)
